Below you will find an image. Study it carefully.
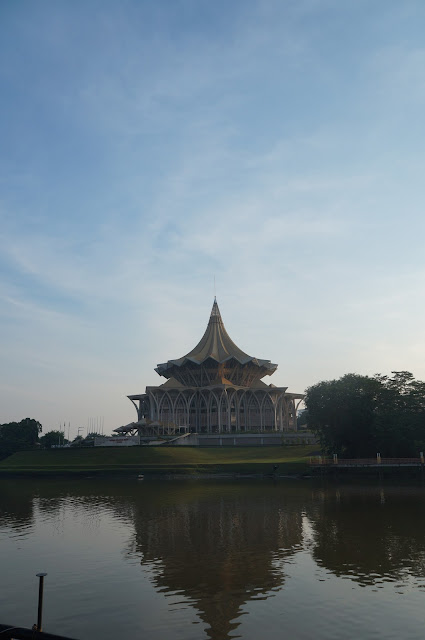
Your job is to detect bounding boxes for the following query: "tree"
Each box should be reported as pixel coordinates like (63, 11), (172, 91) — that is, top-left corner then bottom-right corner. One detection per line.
(305, 374), (381, 457)
(373, 372), (425, 456)
(39, 430), (69, 449)
(0, 418), (42, 459)
(305, 372), (425, 457)
(85, 432), (103, 441)
(80, 432), (104, 447)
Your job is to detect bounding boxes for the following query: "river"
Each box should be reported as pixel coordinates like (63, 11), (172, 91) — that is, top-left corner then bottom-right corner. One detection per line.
(1, 477), (425, 639)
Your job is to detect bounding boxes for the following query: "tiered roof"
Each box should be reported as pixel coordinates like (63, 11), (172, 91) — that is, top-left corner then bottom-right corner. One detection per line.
(155, 299), (277, 387)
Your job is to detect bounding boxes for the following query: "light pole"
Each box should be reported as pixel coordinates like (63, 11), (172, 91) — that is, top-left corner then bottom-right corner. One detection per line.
(36, 572), (47, 631)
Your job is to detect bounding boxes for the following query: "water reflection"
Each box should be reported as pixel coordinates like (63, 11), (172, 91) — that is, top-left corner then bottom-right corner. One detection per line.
(127, 482), (305, 639)
(308, 485), (425, 586)
(0, 479), (35, 535)
(0, 479), (306, 639)
(3, 479), (425, 639)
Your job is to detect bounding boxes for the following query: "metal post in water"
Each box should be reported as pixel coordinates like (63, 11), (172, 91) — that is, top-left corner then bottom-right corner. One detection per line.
(36, 572), (47, 631)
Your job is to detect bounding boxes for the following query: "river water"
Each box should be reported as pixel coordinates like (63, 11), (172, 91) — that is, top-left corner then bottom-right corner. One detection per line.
(1, 477), (425, 640)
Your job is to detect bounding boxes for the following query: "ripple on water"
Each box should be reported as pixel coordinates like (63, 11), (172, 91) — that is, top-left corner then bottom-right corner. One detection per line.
(2, 479), (425, 640)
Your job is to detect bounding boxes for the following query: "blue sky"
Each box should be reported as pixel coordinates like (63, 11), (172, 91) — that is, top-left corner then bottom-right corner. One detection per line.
(1, 0), (425, 437)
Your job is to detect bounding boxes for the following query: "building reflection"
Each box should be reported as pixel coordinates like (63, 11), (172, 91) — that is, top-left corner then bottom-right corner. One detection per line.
(308, 485), (425, 585)
(127, 482), (304, 639)
(5, 477), (425, 637)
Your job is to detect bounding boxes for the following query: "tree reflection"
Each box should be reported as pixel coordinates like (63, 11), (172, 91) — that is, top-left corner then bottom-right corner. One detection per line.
(0, 475), (305, 640)
(6, 477), (425, 638)
(0, 479), (35, 533)
(309, 486), (425, 585)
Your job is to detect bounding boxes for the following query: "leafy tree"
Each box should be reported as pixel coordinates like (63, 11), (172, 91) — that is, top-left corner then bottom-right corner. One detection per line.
(305, 374), (381, 457)
(0, 418), (42, 459)
(80, 432), (104, 447)
(305, 372), (425, 457)
(373, 372), (425, 456)
(39, 430), (69, 449)
(85, 432), (103, 440)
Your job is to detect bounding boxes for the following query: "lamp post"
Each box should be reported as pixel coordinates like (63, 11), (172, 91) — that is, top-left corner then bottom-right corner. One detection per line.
(36, 572), (47, 631)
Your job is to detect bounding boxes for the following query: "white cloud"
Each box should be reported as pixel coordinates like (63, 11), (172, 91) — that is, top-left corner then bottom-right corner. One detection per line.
(1, 0), (425, 434)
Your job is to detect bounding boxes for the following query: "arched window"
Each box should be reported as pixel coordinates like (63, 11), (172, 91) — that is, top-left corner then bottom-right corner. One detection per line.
(174, 394), (187, 429)
(228, 392), (237, 432)
(261, 394), (275, 431)
(188, 395), (198, 432)
(237, 391), (247, 432)
(159, 393), (172, 426)
(246, 393), (261, 431)
(209, 393), (219, 433)
(198, 394), (208, 433)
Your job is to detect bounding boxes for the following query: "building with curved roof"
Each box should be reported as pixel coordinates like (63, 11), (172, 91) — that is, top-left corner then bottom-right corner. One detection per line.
(126, 299), (304, 436)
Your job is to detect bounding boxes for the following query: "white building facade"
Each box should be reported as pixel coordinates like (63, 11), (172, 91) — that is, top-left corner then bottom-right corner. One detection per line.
(125, 300), (304, 435)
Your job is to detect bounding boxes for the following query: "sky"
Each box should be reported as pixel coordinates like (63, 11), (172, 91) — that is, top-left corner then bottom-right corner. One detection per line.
(1, 0), (425, 438)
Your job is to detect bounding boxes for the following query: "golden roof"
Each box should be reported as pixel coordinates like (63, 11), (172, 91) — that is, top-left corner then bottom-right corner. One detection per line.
(155, 299), (277, 379)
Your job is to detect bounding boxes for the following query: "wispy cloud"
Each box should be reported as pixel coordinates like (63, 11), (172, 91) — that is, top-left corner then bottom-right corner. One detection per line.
(1, 0), (425, 434)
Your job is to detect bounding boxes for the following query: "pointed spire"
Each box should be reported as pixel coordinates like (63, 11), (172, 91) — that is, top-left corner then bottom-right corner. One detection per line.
(210, 297), (221, 319)
(176, 298), (251, 363)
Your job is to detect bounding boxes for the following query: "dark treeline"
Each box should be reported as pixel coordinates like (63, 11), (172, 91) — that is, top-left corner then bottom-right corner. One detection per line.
(0, 421), (106, 459)
(305, 371), (425, 457)
(0, 418), (42, 460)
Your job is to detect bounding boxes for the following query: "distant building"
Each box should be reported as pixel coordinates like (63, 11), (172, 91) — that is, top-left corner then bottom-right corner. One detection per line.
(121, 299), (304, 437)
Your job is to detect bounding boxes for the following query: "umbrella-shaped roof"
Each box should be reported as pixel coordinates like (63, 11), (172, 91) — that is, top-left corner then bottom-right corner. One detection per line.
(155, 299), (277, 381)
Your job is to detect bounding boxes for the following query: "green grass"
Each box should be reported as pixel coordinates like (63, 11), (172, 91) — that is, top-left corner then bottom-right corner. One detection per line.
(0, 445), (316, 476)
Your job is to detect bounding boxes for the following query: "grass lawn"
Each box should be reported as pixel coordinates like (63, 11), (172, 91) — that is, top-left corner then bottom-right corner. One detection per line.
(0, 445), (317, 476)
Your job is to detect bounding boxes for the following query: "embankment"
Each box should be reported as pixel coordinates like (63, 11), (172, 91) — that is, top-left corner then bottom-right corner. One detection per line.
(0, 445), (315, 477)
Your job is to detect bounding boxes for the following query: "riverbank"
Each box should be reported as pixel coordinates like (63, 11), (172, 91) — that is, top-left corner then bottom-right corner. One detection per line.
(0, 445), (316, 477)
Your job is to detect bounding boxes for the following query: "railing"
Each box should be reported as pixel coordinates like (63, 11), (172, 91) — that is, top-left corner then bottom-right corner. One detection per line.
(309, 456), (425, 466)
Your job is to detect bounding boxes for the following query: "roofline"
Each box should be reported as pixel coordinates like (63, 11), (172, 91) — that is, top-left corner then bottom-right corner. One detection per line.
(156, 299), (277, 372)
